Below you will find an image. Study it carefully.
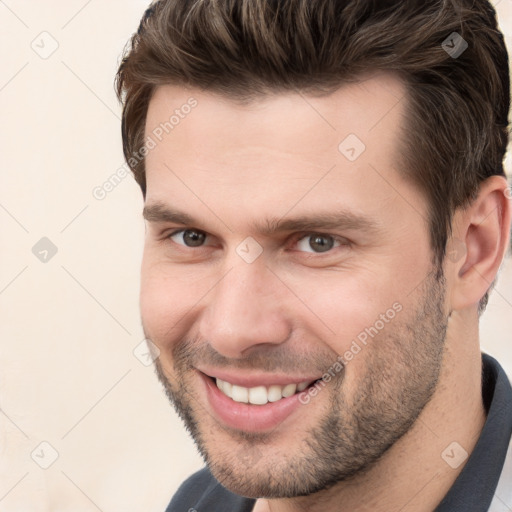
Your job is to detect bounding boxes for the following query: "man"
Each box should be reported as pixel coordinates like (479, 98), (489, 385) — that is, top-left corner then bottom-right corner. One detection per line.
(116, 0), (512, 510)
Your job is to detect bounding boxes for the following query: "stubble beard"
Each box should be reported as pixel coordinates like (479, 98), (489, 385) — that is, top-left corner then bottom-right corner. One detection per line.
(151, 270), (448, 498)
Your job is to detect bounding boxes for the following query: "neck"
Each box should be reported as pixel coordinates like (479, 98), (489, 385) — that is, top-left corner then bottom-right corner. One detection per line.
(254, 308), (486, 512)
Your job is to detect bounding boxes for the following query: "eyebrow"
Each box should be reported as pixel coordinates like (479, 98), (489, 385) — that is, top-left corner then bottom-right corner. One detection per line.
(143, 201), (379, 235)
(260, 213), (379, 236)
(143, 202), (195, 225)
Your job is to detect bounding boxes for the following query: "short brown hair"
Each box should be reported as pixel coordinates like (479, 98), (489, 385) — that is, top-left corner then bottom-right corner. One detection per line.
(116, 0), (509, 307)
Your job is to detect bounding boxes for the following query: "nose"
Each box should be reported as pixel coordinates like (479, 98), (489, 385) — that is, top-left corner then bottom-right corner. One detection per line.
(197, 261), (292, 359)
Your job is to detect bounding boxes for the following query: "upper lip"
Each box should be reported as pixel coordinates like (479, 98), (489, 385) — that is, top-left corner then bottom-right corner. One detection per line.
(197, 367), (320, 388)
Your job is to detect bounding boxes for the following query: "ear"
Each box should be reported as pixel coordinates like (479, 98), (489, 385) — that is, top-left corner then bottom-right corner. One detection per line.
(449, 176), (511, 311)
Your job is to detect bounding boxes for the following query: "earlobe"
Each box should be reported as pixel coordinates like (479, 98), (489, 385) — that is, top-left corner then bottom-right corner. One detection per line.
(449, 176), (511, 311)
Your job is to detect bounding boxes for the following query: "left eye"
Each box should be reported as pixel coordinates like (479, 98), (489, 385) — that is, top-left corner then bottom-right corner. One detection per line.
(296, 234), (341, 253)
(169, 229), (208, 247)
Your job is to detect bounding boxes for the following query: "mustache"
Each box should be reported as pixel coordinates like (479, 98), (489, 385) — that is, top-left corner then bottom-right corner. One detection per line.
(168, 336), (340, 375)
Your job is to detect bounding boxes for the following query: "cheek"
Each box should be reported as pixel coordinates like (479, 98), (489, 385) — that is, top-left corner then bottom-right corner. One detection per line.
(294, 246), (431, 356)
(317, 294), (408, 398)
(140, 250), (222, 351)
(140, 259), (196, 350)
(285, 270), (402, 353)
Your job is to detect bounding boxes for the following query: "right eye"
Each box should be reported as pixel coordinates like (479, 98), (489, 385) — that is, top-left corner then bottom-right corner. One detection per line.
(169, 229), (208, 247)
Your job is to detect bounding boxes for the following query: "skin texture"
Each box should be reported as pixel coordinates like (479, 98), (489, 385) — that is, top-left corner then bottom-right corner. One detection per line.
(140, 74), (511, 511)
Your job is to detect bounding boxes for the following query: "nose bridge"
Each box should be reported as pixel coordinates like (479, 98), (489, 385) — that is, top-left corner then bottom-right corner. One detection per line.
(199, 260), (291, 357)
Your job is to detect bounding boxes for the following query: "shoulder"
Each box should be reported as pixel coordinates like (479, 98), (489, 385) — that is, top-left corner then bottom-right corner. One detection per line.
(165, 467), (255, 512)
(165, 468), (217, 511)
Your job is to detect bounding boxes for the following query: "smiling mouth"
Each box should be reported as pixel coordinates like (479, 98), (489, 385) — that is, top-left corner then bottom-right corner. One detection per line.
(211, 376), (319, 405)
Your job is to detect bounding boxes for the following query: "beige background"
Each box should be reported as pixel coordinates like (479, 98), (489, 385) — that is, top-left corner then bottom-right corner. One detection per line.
(0, 1), (511, 510)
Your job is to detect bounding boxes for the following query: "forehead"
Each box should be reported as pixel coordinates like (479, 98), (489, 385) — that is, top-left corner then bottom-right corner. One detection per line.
(145, 73), (407, 156)
(143, 74), (417, 229)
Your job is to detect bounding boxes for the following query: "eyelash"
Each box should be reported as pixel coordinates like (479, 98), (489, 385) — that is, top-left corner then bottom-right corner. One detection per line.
(164, 229), (350, 254)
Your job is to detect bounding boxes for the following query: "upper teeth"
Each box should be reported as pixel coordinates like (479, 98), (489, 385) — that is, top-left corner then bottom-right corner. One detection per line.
(216, 378), (313, 405)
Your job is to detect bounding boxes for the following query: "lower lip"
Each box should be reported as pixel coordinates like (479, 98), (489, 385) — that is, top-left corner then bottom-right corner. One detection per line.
(200, 372), (308, 432)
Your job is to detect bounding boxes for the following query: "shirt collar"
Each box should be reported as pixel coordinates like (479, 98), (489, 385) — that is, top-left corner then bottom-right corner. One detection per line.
(435, 353), (512, 511)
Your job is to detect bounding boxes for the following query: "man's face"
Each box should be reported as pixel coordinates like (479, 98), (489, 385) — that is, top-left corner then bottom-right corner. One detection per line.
(140, 75), (449, 497)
